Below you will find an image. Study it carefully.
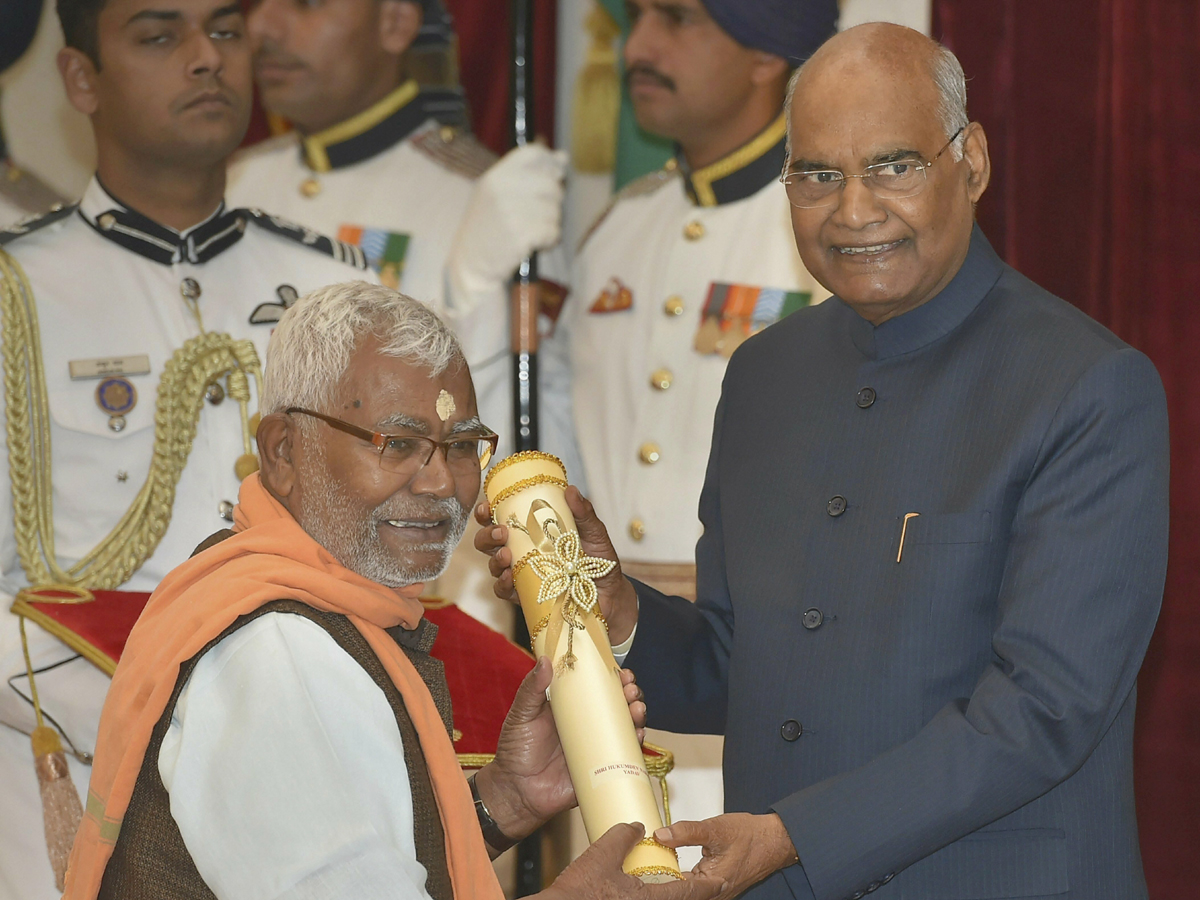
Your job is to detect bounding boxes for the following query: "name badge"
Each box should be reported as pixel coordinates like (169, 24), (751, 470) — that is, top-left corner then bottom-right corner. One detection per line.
(69, 355), (151, 380)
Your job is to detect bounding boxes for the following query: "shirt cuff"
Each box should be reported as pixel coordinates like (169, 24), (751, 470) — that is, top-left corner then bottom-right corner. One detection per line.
(611, 623), (637, 666)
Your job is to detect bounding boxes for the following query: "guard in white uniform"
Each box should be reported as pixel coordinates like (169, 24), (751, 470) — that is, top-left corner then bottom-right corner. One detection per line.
(0, 0), (371, 894)
(536, 0), (839, 866)
(228, 0), (577, 632)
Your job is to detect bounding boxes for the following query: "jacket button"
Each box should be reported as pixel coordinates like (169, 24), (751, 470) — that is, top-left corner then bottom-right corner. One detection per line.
(881, 874), (894, 884)
(802, 608), (823, 630)
(218, 500), (235, 521)
(639, 442), (661, 464)
(856, 387), (876, 408)
(827, 495), (847, 516)
(629, 518), (646, 542)
(650, 368), (674, 391)
(683, 220), (706, 241)
(663, 296), (685, 316)
(780, 719), (802, 741)
(867, 882), (880, 892)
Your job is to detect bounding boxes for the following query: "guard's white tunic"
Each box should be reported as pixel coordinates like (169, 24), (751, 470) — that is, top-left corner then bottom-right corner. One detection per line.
(557, 118), (829, 864)
(0, 178), (371, 900)
(159, 612), (434, 900)
(566, 156), (828, 563)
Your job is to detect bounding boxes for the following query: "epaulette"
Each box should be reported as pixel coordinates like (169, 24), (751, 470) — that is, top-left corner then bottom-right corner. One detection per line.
(241, 208), (368, 270)
(411, 125), (498, 180)
(0, 202), (78, 247)
(0, 160), (67, 219)
(577, 165), (677, 252)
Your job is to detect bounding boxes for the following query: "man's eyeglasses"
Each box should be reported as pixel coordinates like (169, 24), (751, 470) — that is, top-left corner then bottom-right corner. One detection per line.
(287, 408), (499, 477)
(780, 127), (965, 209)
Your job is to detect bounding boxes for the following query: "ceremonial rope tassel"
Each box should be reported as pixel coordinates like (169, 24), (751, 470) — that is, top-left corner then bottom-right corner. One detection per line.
(526, 530), (616, 672)
(19, 610), (85, 891)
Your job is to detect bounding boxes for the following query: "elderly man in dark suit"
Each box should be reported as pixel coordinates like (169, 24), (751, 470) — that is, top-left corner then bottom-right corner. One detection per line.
(477, 21), (1169, 900)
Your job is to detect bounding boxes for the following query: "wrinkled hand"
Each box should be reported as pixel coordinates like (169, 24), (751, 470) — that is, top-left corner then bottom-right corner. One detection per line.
(448, 143), (566, 300)
(473, 485), (640, 643)
(539, 823), (726, 900)
(474, 656), (647, 850)
(655, 814), (799, 898)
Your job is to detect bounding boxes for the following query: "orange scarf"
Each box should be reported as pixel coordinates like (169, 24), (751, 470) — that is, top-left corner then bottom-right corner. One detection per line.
(64, 474), (502, 899)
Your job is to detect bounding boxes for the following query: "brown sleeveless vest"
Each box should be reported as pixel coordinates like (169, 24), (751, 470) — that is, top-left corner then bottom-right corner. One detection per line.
(97, 584), (456, 900)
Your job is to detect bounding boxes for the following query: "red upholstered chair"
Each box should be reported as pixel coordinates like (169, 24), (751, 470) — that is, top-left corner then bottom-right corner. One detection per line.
(12, 588), (675, 811)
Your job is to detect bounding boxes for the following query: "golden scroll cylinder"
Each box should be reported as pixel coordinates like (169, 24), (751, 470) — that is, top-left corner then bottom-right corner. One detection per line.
(485, 452), (681, 883)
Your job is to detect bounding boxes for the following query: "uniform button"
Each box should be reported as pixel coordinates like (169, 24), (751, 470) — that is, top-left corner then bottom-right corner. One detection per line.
(107, 415), (126, 433)
(856, 387), (876, 408)
(683, 220), (705, 241)
(116, 470), (129, 483)
(881, 874), (894, 884)
(638, 442), (661, 465)
(300, 177), (322, 198)
(866, 882), (880, 892)
(802, 608), (823, 630)
(97, 213), (116, 230)
(205, 382), (225, 405)
(180, 277), (201, 301)
(827, 495), (847, 517)
(650, 369), (673, 391)
(439, 125), (457, 142)
(663, 296), (685, 317)
(780, 719), (802, 741)
(851, 892), (865, 900)
(218, 500), (235, 521)
(629, 518), (646, 542)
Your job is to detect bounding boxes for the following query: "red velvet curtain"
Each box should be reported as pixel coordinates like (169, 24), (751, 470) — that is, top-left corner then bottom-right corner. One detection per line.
(445, 0), (558, 154)
(933, 3), (1200, 896)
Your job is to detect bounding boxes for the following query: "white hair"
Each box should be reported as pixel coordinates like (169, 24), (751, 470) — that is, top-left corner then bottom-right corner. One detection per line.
(261, 281), (464, 415)
(785, 38), (970, 161)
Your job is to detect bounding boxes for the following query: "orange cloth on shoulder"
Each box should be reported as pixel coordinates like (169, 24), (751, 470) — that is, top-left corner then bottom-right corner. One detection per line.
(64, 473), (503, 900)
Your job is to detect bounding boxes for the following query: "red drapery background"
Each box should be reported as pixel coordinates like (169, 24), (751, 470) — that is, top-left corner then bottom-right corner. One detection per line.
(933, 2), (1199, 896)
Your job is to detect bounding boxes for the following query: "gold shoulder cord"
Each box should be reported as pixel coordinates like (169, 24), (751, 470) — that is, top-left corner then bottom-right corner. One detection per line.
(0, 248), (263, 590)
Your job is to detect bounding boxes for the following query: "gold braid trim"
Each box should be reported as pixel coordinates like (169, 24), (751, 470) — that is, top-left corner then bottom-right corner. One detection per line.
(488, 475), (568, 521)
(483, 450), (565, 494)
(0, 249), (263, 590)
(626, 866), (684, 881)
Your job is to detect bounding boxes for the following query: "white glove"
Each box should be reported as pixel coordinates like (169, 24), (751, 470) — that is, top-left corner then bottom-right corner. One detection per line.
(447, 143), (567, 304)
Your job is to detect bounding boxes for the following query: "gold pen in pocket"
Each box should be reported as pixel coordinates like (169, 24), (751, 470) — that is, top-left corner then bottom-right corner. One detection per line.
(897, 512), (921, 563)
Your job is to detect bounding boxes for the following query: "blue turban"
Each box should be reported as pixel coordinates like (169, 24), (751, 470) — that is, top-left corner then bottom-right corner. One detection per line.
(701, 0), (838, 64)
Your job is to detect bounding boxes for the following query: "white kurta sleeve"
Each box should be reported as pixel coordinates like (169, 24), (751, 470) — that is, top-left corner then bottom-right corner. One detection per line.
(157, 612), (436, 900)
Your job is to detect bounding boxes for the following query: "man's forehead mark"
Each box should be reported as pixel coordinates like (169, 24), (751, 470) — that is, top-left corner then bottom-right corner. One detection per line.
(436, 389), (456, 422)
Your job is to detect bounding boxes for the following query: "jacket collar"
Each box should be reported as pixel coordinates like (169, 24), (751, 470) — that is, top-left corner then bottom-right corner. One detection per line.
(78, 177), (247, 266)
(678, 113), (788, 207)
(841, 225), (1005, 361)
(300, 79), (425, 172)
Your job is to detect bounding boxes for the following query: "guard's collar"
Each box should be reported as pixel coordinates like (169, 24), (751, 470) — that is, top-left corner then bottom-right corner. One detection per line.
(78, 177), (247, 266)
(677, 113), (787, 207)
(842, 225), (1006, 361)
(300, 79), (425, 172)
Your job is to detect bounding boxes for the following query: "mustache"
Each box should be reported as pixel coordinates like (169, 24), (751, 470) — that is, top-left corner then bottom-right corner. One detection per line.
(253, 41), (307, 69)
(374, 495), (468, 526)
(625, 64), (676, 92)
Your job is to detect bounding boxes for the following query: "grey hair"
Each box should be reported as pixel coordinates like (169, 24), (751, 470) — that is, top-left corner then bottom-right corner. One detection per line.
(261, 281), (465, 415)
(784, 38), (970, 161)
